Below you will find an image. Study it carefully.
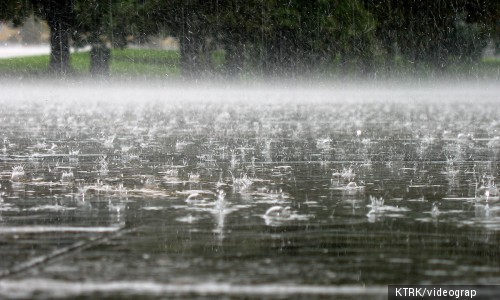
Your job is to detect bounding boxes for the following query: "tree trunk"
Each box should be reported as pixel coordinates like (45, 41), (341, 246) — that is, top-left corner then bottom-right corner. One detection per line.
(90, 43), (111, 76)
(262, 38), (280, 77)
(224, 37), (244, 77)
(359, 38), (374, 77)
(180, 6), (201, 78)
(38, 0), (74, 75)
(180, 36), (200, 78)
(339, 48), (350, 76)
(47, 18), (70, 74)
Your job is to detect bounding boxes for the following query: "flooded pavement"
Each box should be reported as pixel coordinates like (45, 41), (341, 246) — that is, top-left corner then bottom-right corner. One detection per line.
(0, 83), (499, 299)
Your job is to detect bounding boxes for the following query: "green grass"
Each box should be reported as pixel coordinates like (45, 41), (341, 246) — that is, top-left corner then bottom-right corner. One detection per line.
(0, 47), (499, 80)
(111, 49), (181, 77)
(0, 48), (182, 78)
(0, 54), (51, 76)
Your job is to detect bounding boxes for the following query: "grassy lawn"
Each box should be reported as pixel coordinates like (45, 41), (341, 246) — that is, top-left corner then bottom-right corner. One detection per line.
(0, 54), (51, 76)
(111, 49), (181, 77)
(0, 47), (499, 79)
(0, 48), (182, 78)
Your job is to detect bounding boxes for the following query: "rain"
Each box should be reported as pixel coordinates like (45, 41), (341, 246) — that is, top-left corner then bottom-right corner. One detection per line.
(1, 1), (500, 299)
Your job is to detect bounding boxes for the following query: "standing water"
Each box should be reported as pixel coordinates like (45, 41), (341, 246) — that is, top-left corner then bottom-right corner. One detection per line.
(0, 82), (499, 299)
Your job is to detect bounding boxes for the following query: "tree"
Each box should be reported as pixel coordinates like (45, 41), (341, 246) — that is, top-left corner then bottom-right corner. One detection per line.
(144, 0), (219, 78)
(0, 1), (32, 27)
(221, 0), (377, 77)
(3, 0), (498, 77)
(365, 0), (492, 71)
(468, 0), (500, 56)
(73, 0), (152, 76)
(1, 0), (74, 75)
(35, 0), (74, 74)
(211, 0), (255, 76)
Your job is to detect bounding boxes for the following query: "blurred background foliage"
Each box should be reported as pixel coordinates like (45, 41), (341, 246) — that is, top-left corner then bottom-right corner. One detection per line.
(0, 0), (499, 78)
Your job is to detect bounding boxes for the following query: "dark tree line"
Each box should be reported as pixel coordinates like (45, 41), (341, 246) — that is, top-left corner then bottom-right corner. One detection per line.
(365, 0), (497, 71)
(1, 0), (499, 77)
